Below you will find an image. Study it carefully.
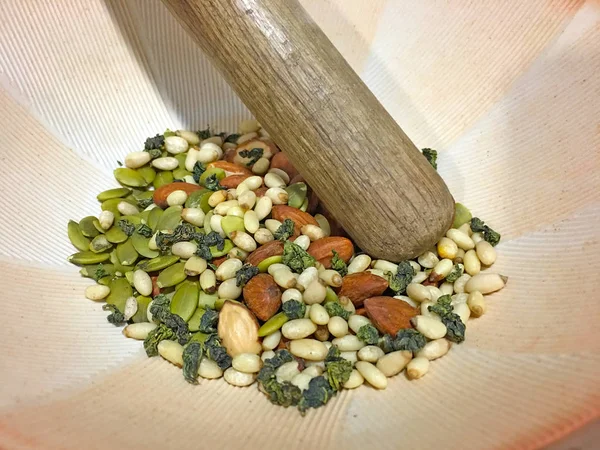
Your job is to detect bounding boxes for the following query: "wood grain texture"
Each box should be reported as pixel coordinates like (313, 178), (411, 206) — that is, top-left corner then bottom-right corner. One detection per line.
(162, 0), (454, 261)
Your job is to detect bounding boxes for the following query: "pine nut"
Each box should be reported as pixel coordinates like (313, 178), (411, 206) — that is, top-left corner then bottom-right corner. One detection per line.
(358, 345), (385, 363)
(453, 302), (471, 323)
(453, 273), (471, 294)
(427, 286), (443, 302)
(166, 190), (188, 207)
(232, 353), (262, 374)
(123, 322), (157, 340)
(289, 339), (328, 360)
(125, 151), (151, 169)
(241, 211), (259, 235)
(458, 222), (472, 236)
(464, 249), (481, 276)
(152, 156), (179, 170)
(117, 201), (139, 215)
(323, 341), (332, 350)
(276, 361), (301, 382)
(268, 263), (288, 275)
(308, 303), (329, 325)
(411, 271), (428, 284)
(328, 316), (349, 338)
(239, 119), (260, 134)
(348, 315), (371, 334)
(446, 229), (475, 251)
(310, 215), (330, 238)
(420, 301), (437, 318)
(98, 210), (114, 230)
(412, 315), (447, 339)
(241, 175), (263, 191)
(226, 206), (245, 218)
(122, 298), (136, 321)
(471, 232), (484, 244)
(252, 157), (270, 175)
(451, 293), (469, 305)
(297, 267), (319, 291)
(176, 130), (200, 145)
(355, 361), (387, 389)
(332, 335), (365, 351)
(254, 196), (273, 220)
(467, 291), (486, 317)
(216, 258), (243, 281)
(340, 296), (356, 315)
(264, 221), (282, 237)
(210, 214), (226, 237)
(341, 351), (358, 364)
(266, 187), (288, 204)
(253, 228), (274, 245)
(197, 143), (222, 163)
(164, 135), (189, 154)
(133, 269), (153, 296)
(230, 231), (257, 252)
(281, 288), (302, 303)
(262, 330), (281, 350)
(238, 190), (256, 210)
(416, 339), (451, 361)
(184, 147), (200, 171)
(418, 251), (439, 269)
(85, 284), (111, 301)
(291, 373), (312, 391)
(158, 340), (184, 367)
(268, 168), (290, 184)
(301, 224), (326, 241)
(273, 268), (297, 289)
(237, 132), (259, 144)
(376, 350), (412, 377)
(294, 235), (311, 250)
(185, 256), (207, 276)
(261, 350), (276, 362)
(208, 190), (228, 208)
(475, 241), (497, 266)
(347, 254), (371, 274)
(302, 365), (323, 377)
(430, 258), (454, 281)
(454, 248), (465, 263)
(407, 283), (431, 302)
(199, 358), (223, 379)
(200, 269), (217, 293)
(406, 357), (430, 380)
(303, 280), (327, 304)
(282, 319), (317, 340)
(214, 199), (239, 215)
(228, 247), (248, 261)
(440, 282), (454, 295)
(319, 270), (342, 287)
(218, 278), (242, 299)
(171, 241), (197, 259)
(264, 172), (286, 188)
(465, 273), (507, 294)
(393, 295), (419, 308)
(182, 207), (205, 226)
(372, 259), (398, 274)
(367, 268), (386, 279)
(343, 369), (364, 389)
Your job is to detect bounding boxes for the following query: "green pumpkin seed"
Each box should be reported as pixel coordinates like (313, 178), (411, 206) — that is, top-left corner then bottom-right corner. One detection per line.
(324, 286), (339, 304)
(120, 215), (142, 225)
(221, 216), (245, 237)
(203, 210), (213, 233)
(96, 187), (131, 202)
(89, 235), (113, 253)
(189, 332), (209, 344)
(285, 183), (307, 209)
(198, 290), (218, 309)
(125, 270), (135, 285)
(93, 219), (105, 234)
(452, 203), (472, 228)
(173, 168), (192, 180)
(79, 263), (115, 279)
(68, 220), (91, 251)
(105, 226), (129, 244)
(138, 210), (151, 223)
(102, 197), (137, 212)
(175, 153), (187, 170)
(210, 239), (234, 257)
(147, 207), (164, 231)
(187, 306), (206, 332)
(130, 232), (159, 258)
(258, 312), (289, 337)
(184, 188), (208, 209)
(116, 239), (139, 266)
(300, 197), (309, 212)
(156, 262), (187, 288)
(114, 168), (149, 187)
(98, 276), (113, 286)
(156, 205), (183, 231)
(79, 216), (100, 238)
(257, 255), (283, 273)
(170, 281), (199, 321)
(106, 278), (133, 311)
(137, 255), (180, 272)
(110, 249), (134, 274)
(132, 295), (152, 323)
(137, 165), (157, 184)
(68, 251), (110, 265)
(199, 167), (225, 187)
(153, 171), (174, 189)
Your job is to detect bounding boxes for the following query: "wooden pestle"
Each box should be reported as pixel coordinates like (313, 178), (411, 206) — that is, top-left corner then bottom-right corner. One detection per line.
(162, 0), (455, 261)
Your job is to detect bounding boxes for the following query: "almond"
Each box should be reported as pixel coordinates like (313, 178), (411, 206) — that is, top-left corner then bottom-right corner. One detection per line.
(234, 139), (278, 167)
(212, 256), (228, 267)
(243, 274), (282, 321)
(307, 237), (354, 268)
(338, 272), (389, 307)
(270, 152), (299, 180)
(207, 161), (252, 176)
(271, 205), (319, 238)
(152, 182), (203, 209)
(363, 296), (418, 335)
(220, 174), (249, 189)
(246, 240), (284, 266)
(355, 308), (368, 317)
(218, 301), (262, 357)
(151, 275), (161, 297)
(254, 186), (269, 197)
